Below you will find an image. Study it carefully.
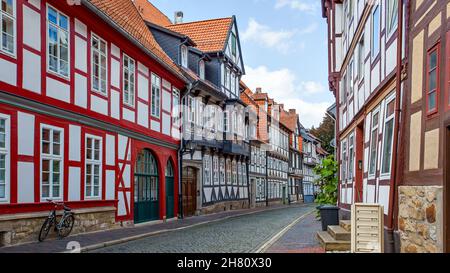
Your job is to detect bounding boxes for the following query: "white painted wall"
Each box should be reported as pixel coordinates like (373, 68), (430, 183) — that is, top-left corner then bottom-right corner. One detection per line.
(23, 5), (41, 51)
(17, 162), (34, 203)
(46, 77), (70, 102)
(74, 73), (87, 108)
(22, 49), (41, 94)
(69, 125), (81, 161)
(17, 112), (35, 156)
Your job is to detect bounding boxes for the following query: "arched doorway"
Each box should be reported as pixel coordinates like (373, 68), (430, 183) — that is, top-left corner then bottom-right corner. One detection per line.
(165, 160), (175, 219)
(134, 149), (159, 223)
(182, 167), (197, 217)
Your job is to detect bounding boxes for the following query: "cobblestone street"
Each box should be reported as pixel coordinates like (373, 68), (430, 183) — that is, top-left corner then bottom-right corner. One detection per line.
(92, 204), (317, 253)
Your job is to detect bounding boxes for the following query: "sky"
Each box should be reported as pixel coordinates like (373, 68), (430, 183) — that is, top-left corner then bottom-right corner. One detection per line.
(150, 0), (334, 128)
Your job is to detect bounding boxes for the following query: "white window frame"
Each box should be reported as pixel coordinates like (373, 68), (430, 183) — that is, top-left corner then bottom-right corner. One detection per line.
(123, 54), (136, 107)
(85, 134), (102, 199)
(91, 33), (108, 95)
(172, 88), (180, 127)
(223, 111), (229, 133)
(0, 0), (16, 57)
(380, 94), (396, 178)
(368, 107), (380, 179)
(46, 4), (70, 78)
(371, 4), (380, 59)
(181, 45), (188, 68)
(40, 124), (64, 201)
(386, 0), (398, 39)
(213, 156), (219, 185)
(151, 73), (161, 118)
(348, 133), (355, 181)
(341, 139), (347, 183)
(0, 114), (10, 203)
(199, 60), (205, 80)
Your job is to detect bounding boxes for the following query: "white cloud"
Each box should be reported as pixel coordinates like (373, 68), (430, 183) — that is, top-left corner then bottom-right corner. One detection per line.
(275, 0), (319, 13)
(242, 65), (330, 128)
(242, 18), (296, 54)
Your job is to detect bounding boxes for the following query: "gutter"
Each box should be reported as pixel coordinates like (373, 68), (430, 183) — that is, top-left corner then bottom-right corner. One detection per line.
(81, 0), (189, 84)
(389, 0), (404, 232)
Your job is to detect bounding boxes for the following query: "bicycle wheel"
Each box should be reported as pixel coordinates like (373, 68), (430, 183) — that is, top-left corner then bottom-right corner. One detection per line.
(38, 218), (53, 242)
(58, 214), (75, 238)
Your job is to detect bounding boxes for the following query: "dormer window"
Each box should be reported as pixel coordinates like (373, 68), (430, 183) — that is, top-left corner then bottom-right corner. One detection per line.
(199, 60), (205, 80)
(181, 45), (188, 68)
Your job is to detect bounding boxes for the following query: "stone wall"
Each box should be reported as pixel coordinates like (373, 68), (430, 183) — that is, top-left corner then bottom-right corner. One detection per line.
(200, 200), (250, 215)
(398, 186), (443, 253)
(0, 207), (118, 247)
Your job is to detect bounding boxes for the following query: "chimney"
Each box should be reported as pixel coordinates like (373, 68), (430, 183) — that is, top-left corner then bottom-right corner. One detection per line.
(256, 87), (262, 94)
(174, 11), (184, 24)
(289, 109), (296, 115)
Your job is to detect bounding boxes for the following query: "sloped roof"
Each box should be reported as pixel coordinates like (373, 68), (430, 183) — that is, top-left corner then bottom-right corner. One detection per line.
(133, 0), (172, 27)
(166, 17), (233, 53)
(87, 0), (185, 80)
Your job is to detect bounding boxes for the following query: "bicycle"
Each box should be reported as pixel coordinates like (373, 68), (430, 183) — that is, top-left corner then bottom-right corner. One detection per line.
(38, 199), (75, 242)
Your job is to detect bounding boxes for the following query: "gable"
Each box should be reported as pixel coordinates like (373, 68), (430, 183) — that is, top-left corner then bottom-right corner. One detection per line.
(224, 20), (245, 73)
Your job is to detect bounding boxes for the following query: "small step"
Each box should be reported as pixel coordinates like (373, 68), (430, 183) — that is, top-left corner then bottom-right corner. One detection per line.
(327, 225), (351, 241)
(316, 231), (351, 252)
(339, 220), (351, 232)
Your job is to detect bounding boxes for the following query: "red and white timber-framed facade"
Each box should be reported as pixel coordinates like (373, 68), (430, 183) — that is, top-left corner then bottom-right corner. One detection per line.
(322, 0), (407, 252)
(0, 0), (186, 246)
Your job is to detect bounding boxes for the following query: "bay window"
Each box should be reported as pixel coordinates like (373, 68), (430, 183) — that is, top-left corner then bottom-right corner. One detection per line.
(181, 45), (188, 68)
(91, 34), (108, 94)
(41, 126), (63, 200)
(47, 6), (69, 77)
(1, 0), (15, 55)
(123, 54), (136, 107)
(85, 135), (102, 198)
(151, 73), (161, 118)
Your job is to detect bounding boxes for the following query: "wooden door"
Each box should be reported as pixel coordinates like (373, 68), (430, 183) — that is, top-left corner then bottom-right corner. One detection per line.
(134, 150), (159, 223)
(445, 127), (450, 252)
(182, 167), (197, 217)
(165, 161), (175, 219)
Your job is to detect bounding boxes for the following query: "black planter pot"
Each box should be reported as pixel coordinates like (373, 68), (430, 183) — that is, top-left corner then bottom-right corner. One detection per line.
(318, 205), (339, 231)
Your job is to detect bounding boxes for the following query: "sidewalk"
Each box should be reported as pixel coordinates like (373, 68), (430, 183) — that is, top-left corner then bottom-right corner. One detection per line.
(265, 211), (325, 253)
(0, 204), (296, 253)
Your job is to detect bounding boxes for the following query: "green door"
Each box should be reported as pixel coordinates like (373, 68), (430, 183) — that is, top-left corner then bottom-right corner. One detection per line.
(134, 150), (159, 224)
(165, 161), (175, 219)
(282, 186), (287, 205)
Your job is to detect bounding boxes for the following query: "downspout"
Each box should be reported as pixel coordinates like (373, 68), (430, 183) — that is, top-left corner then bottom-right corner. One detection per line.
(389, 0), (404, 236)
(178, 82), (196, 219)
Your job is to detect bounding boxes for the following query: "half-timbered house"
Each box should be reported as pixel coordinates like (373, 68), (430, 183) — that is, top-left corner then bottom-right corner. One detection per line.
(0, 0), (187, 246)
(135, 0), (250, 216)
(322, 0), (407, 251)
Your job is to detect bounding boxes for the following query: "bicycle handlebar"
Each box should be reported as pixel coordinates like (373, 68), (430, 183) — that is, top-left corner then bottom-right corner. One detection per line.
(46, 199), (70, 210)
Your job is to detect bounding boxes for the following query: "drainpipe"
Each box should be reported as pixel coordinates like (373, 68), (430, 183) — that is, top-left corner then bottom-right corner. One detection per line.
(389, 0), (404, 242)
(178, 82), (196, 219)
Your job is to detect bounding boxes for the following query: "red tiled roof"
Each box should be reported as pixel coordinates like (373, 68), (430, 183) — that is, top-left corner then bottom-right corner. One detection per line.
(166, 17), (233, 53)
(87, 0), (185, 80)
(133, 0), (172, 27)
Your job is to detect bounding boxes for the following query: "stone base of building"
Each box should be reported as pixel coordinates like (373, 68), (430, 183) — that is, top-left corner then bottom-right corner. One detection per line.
(199, 200), (250, 215)
(0, 207), (118, 247)
(268, 199), (283, 206)
(398, 186), (443, 253)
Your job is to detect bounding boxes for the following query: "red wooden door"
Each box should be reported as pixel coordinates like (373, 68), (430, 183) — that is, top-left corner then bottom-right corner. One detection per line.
(355, 123), (364, 203)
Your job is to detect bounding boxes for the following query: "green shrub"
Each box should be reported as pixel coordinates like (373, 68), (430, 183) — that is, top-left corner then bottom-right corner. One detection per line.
(313, 155), (338, 217)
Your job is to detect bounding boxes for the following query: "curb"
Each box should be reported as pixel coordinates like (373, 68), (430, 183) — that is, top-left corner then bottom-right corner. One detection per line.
(66, 204), (312, 253)
(254, 209), (315, 253)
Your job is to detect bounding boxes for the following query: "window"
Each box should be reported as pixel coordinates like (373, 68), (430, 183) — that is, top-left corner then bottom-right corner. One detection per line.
(232, 160), (237, 186)
(213, 157), (219, 185)
(368, 111), (379, 177)
(91, 34), (108, 94)
(1, 0), (15, 55)
(386, 0), (398, 36)
(341, 141), (347, 181)
(348, 135), (354, 180)
(357, 37), (364, 80)
(231, 33), (237, 57)
(123, 54), (135, 107)
(47, 6), (69, 77)
(381, 98), (395, 175)
(199, 60), (205, 80)
(181, 45), (188, 68)
(172, 88), (180, 127)
(85, 135), (102, 198)
(220, 158), (225, 186)
(223, 111), (229, 132)
(427, 45), (439, 115)
(0, 116), (9, 201)
(41, 126), (63, 200)
(371, 4), (380, 58)
(231, 73), (236, 95)
(151, 73), (161, 118)
(226, 159), (231, 185)
(203, 155), (211, 186)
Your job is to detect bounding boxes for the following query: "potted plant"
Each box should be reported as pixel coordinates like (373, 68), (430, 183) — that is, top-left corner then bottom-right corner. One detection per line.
(313, 155), (339, 231)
